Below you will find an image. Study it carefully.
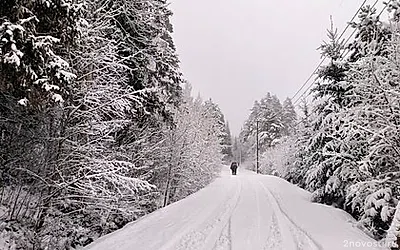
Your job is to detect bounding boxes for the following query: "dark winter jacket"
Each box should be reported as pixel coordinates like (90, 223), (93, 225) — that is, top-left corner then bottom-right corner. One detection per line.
(230, 162), (238, 170)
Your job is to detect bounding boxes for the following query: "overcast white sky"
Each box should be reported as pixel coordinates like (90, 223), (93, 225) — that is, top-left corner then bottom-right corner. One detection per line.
(169, 0), (386, 135)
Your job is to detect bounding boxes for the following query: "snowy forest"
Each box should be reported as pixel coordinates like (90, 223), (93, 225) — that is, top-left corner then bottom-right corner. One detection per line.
(237, 2), (400, 247)
(2, 0), (400, 249)
(0, 0), (233, 249)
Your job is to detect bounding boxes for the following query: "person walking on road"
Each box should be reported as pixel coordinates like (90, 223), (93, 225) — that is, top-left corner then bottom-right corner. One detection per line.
(230, 162), (238, 175)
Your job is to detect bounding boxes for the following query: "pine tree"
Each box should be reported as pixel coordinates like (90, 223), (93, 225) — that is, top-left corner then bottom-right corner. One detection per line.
(282, 97), (297, 135)
(0, 1), (84, 248)
(203, 98), (227, 151)
(286, 99), (312, 187)
(349, 4), (391, 62)
(302, 23), (359, 207)
(344, 35), (400, 238)
(241, 93), (284, 154)
(0, 0), (81, 107)
(285, 1), (400, 241)
(221, 122), (233, 160)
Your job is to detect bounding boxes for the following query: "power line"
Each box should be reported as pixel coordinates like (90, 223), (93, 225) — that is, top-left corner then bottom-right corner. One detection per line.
(249, 2), (383, 169)
(252, 0), (378, 130)
(295, 1), (392, 115)
(337, 0), (369, 41)
(289, 57), (327, 101)
(289, 0), (371, 103)
(292, 77), (316, 104)
(338, 0), (380, 60)
(248, 0), (387, 138)
(378, 0), (392, 16)
(292, 0), (384, 106)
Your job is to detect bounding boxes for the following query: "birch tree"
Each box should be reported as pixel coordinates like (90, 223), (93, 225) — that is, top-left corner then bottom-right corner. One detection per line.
(160, 84), (223, 206)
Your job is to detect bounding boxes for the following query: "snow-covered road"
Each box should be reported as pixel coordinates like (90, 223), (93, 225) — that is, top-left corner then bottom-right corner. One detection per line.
(85, 166), (383, 250)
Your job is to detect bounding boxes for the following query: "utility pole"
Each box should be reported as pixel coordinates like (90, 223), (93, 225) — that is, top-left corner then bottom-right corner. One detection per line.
(256, 120), (259, 174)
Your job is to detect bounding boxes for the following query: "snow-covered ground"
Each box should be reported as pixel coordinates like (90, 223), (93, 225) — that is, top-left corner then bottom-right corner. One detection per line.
(85, 166), (385, 250)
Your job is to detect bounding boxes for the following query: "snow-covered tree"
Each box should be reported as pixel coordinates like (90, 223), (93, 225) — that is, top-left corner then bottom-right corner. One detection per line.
(301, 23), (359, 207)
(281, 97), (297, 135)
(0, 1), (84, 248)
(47, 0), (184, 247)
(221, 122), (233, 161)
(231, 136), (244, 163)
(286, 99), (313, 187)
(0, 0), (81, 107)
(259, 136), (296, 177)
(241, 93), (284, 155)
(0, 0), (186, 248)
(239, 92), (300, 171)
(160, 83), (223, 206)
(343, 38), (400, 238)
(291, 6), (400, 240)
(348, 4), (391, 62)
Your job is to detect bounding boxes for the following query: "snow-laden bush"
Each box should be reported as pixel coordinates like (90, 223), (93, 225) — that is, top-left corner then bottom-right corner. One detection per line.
(259, 136), (296, 177)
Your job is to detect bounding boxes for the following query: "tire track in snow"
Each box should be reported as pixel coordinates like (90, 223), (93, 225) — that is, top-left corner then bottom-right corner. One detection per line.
(159, 180), (238, 250)
(259, 181), (324, 250)
(228, 177), (272, 250)
(264, 213), (283, 250)
(172, 177), (242, 250)
(228, 217), (232, 250)
(207, 177), (242, 250)
(255, 178), (263, 248)
(212, 215), (232, 250)
(252, 175), (272, 249)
